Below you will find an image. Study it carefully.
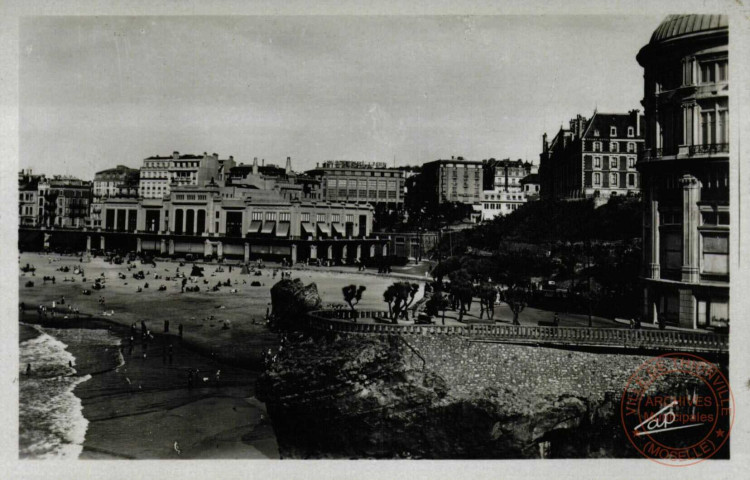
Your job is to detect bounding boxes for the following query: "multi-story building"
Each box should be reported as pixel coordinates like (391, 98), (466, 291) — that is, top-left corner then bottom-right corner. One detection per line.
(19, 170), (44, 227)
(539, 111), (645, 202)
(99, 183), (376, 263)
(93, 165), (140, 198)
(636, 14), (729, 329)
(417, 157), (483, 205)
(38, 176), (92, 228)
(520, 174), (540, 201)
(305, 161), (405, 211)
(139, 151), (236, 199)
(480, 158), (537, 220)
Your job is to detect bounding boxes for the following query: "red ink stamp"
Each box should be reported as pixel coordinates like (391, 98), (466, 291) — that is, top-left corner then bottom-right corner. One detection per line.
(620, 353), (733, 466)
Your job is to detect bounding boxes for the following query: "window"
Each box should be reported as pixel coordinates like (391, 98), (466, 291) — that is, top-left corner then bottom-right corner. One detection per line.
(252, 212), (263, 221)
(610, 157), (618, 169)
(700, 111), (715, 144)
(610, 126), (617, 137)
(594, 157), (601, 169)
(702, 233), (728, 275)
(301, 213), (310, 222)
(332, 214), (340, 222)
(593, 173), (601, 186)
(346, 214), (354, 223)
(316, 213), (326, 223)
(628, 157), (636, 168)
(702, 211), (729, 225)
(594, 142), (602, 152)
(594, 129), (600, 137)
(198, 194), (206, 200)
(701, 62), (715, 83)
(661, 231), (682, 270)
(627, 142), (635, 153)
(627, 127), (635, 138)
(610, 142), (618, 152)
(610, 173), (618, 187)
(279, 212), (291, 222)
(265, 212), (276, 221)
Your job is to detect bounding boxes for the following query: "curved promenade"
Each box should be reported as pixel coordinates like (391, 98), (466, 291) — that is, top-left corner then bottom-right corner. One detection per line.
(307, 309), (729, 354)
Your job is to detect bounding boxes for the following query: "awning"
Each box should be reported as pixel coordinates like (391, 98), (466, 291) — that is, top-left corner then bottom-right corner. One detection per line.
(248, 220), (262, 233)
(317, 223), (331, 236)
(332, 223), (345, 236)
(301, 222), (314, 235)
(261, 221), (275, 234)
(276, 222), (290, 237)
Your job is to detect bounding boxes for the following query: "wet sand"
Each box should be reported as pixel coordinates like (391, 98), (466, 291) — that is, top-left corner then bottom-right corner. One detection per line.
(18, 251), (418, 459)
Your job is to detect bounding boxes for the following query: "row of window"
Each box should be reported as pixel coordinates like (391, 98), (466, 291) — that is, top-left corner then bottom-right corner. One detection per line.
(591, 156), (637, 169)
(660, 231), (728, 276)
(483, 203), (522, 211)
(328, 171), (401, 177)
(590, 141), (638, 153)
(592, 172), (637, 187)
(326, 179), (399, 189)
(591, 126), (636, 138)
(484, 194), (524, 201)
(247, 212), (356, 223)
(328, 190), (398, 199)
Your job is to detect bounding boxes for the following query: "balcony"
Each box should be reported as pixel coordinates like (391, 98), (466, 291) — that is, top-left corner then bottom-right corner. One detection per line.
(688, 143), (729, 157)
(641, 143), (729, 162)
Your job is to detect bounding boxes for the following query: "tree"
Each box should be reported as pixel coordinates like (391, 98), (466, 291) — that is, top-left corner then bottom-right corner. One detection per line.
(448, 269), (473, 322)
(342, 284), (366, 311)
(476, 283), (497, 320)
(383, 282), (420, 323)
(426, 292), (451, 325)
(499, 286), (529, 325)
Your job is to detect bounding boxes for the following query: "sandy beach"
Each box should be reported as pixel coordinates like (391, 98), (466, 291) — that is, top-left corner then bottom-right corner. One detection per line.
(18, 251), (412, 459)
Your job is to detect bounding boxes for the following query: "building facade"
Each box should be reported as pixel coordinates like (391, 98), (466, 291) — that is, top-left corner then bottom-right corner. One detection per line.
(480, 158), (536, 221)
(417, 157), (483, 206)
(93, 165), (140, 198)
(540, 111), (644, 202)
(637, 14), (729, 329)
(139, 151), (236, 199)
(305, 161), (405, 210)
(19, 170), (43, 227)
(98, 183), (378, 263)
(520, 174), (540, 201)
(39, 176), (92, 229)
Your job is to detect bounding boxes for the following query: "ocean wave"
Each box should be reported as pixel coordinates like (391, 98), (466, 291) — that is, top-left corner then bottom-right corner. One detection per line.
(19, 326), (121, 459)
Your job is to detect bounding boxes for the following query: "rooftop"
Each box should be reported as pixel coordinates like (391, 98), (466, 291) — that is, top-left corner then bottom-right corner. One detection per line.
(650, 14), (728, 44)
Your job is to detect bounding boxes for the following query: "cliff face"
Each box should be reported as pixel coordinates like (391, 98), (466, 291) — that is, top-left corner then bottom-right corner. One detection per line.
(256, 334), (707, 459)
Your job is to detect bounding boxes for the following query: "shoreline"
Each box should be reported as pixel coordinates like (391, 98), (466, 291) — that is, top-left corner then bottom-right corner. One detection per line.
(20, 315), (279, 459)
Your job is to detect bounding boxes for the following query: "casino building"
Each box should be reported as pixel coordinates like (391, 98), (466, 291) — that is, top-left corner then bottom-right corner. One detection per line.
(636, 15), (729, 329)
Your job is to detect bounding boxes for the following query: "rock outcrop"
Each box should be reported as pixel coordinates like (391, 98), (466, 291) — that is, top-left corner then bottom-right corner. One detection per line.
(269, 279), (322, 330)
(257, 334), (719, 459)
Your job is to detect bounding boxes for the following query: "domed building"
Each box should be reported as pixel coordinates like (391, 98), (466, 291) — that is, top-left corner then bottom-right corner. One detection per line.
(636, 15), (728, 329)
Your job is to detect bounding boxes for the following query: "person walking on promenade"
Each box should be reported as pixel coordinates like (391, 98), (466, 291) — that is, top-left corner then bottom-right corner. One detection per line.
(187, 369), (194, 390)
(553, 313), (560, 327)
(214, 369), (221, 388)
(178, 323), (183, 339)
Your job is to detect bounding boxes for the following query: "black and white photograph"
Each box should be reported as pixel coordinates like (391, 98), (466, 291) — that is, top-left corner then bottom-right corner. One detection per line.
(4, 1), (749, 478)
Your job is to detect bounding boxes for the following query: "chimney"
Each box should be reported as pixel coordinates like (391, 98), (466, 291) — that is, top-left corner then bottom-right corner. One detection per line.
(173, 151), (180, 160)
(252, 157), (258, 175)
(285, 156), (292, 173)
(262, 158), (265, 167)
(543, 133), (548, 153)
(630, 109), (641, 136)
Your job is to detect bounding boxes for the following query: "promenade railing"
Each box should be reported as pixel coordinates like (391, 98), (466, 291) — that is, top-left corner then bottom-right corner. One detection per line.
(307, 309), (728, 354)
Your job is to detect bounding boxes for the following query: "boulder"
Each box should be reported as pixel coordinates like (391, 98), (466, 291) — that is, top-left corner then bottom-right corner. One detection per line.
(270, 278), (322, 330)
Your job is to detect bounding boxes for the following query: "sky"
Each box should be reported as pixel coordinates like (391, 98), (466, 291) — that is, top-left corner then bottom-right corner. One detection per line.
(20, 15), (664, 179)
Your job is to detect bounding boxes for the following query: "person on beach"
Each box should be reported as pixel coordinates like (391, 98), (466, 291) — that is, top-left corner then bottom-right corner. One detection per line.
(25, 364), (31, 375)
(187, 370), (194, 389)
(178, 323), (183, 338)
(168, 344), (174, 365)
(214, 369), (221, 387)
